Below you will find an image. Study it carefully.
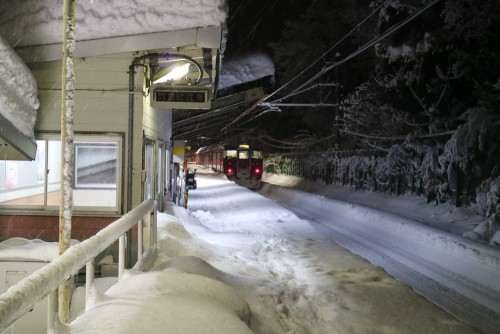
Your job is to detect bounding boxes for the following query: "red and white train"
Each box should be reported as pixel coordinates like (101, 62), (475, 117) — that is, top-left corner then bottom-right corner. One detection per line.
(196, 144), (263, 189)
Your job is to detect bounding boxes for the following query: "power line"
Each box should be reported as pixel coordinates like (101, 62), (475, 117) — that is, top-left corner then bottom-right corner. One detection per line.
(267, 0), (444, 105)
(264, 0), (391, 103)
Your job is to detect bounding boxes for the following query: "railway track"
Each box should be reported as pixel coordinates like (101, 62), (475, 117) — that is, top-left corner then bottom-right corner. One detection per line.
(259, 183), (500, 334)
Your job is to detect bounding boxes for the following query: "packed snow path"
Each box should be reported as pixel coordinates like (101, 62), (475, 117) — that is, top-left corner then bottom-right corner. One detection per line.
(62, 169), (497, 333)
(173, 168), (488, 333)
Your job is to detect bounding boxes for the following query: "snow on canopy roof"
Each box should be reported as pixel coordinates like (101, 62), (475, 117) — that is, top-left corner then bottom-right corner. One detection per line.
(0, 0), (227, 144)
(0, 0), (228, 48)
(218, 50), (275, 89)
(0, 34), (39, 139)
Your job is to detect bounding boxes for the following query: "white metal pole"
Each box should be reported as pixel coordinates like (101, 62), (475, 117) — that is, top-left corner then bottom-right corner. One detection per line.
(85, 260), (95, 311)
(138, 217), (143, 261)
(58, 0), (76, 324)
(119, 235), (125, 280)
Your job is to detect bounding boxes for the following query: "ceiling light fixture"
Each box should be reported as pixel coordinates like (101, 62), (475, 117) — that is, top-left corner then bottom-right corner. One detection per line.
(153, 63), (190, 84)
(151, 53), (203, 85)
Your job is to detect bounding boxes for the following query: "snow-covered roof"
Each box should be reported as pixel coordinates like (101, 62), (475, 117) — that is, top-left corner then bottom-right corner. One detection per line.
(0, 34), (39, 139)
(0, 0), (227, 48)
(0, 0), (228, 160)
(218, 50), (275, 89)
(0, 33), (39, 160)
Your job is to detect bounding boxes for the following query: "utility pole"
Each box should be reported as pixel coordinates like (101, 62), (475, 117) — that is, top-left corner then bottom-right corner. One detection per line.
(58, 0), (76, 324)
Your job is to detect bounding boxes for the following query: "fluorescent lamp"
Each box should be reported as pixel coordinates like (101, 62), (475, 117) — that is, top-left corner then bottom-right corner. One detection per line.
(153, 63), (190, 84)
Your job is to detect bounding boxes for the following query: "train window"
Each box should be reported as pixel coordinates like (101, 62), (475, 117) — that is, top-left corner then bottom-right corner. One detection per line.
(224, 150), (237, 158)
(0, 134), (121, 212)
(238, 151), (249, 159)
(252, 150), (263, 159)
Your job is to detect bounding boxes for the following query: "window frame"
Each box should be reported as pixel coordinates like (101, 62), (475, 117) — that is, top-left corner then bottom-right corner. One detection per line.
(0, 133), (122, 214)
(74, 141), (119, 190)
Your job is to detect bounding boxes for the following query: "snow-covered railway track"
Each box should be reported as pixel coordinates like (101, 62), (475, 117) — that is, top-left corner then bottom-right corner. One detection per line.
(259, 184), (500, 334)
(311, 217), (500, 334)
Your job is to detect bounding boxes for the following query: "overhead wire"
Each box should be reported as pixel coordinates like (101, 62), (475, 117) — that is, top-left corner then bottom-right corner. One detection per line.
(226, 0), (390, 130)
(272, 0), (444, 104)
(224, 0), (445, 147)
(264, 0), (391, 103)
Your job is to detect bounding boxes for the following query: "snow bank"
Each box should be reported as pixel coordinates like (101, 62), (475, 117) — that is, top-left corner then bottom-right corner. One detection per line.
(63, 260), (252, 333)
(60, 213), (252, 333)
(0, 0), (228, 48)
(260, 180), (500, 270)
(467, 175), (500, 245)
(0, 34), (39, 139)
(0, 237), (78, 262)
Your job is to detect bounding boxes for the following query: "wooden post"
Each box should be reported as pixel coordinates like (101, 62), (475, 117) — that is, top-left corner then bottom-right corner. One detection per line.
(58, 0), (76, 324)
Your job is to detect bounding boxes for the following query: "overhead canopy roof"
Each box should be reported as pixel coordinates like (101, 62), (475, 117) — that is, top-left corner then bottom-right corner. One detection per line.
(172, 86), (267, 147)
(0, 113), (37, 160)
(0, 0), (227, 160)
(16, 26), (223, 64)
(0, 33), (38, 161)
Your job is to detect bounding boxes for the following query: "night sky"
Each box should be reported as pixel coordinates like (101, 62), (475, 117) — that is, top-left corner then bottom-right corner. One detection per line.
(225, 0), (310, 56)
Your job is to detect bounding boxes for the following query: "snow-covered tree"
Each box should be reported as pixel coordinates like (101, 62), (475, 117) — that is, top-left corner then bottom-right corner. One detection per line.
(265, 0), (500, 242)
(266, 0), (376, 147)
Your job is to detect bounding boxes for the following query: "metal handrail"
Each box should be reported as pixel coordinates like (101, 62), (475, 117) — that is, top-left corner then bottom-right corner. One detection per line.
(0, 198), (156, 332)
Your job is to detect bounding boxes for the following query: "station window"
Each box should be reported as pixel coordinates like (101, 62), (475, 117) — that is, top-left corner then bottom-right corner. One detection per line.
(143, 141), (154, 200)
(0, 134), (121, 212)
(75, 142), (117, 189)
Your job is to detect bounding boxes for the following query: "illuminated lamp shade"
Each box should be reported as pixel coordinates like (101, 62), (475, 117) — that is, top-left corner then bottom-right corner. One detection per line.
(152, 63), (191, 84)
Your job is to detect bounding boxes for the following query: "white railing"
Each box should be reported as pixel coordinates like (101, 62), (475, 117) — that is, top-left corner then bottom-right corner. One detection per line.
(0, 198), (156, 332)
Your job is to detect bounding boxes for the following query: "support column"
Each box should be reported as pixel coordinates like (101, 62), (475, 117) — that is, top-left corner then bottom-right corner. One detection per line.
(58, 0), (76, 324)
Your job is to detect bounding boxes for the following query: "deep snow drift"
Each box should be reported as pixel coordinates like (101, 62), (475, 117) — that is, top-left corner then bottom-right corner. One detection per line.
(60, 165), (484, 333)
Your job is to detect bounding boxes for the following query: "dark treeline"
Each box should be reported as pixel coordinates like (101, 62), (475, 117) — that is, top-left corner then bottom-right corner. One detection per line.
(263, 0), (500, 244)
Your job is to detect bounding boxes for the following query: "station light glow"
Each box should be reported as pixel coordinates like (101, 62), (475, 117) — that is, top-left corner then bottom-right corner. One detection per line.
(153, 63), (190, 84)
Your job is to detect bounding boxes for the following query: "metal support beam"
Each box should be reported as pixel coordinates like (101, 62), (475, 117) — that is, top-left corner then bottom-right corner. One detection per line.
(0, 113), (37, 160)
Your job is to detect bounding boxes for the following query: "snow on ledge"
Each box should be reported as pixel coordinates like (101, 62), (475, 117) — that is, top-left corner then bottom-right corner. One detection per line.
(0, 238), (79, 262)
(0, 34), (39, 139)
